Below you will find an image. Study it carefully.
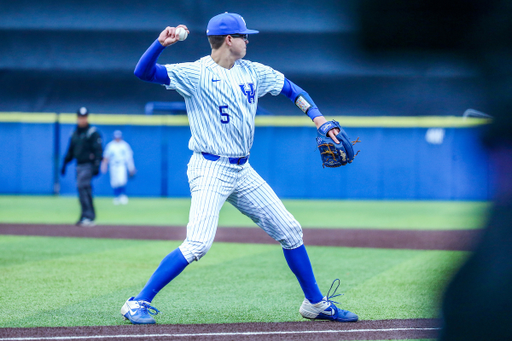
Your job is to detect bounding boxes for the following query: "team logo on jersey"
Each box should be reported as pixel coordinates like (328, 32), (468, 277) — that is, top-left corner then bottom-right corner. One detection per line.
(239, 83), (255, 103)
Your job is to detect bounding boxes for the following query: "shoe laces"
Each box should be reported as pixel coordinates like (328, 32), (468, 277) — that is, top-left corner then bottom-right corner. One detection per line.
(139, 301), (160, 316)
(325, 278), (344, 306)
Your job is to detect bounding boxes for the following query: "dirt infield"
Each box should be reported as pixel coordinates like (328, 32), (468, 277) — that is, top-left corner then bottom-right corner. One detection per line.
(1, 223), (469, 340)
(0, 223), (480, 250)
(0, 319), (441, 341)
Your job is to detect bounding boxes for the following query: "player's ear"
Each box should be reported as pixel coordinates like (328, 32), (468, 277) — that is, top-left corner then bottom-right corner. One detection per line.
(225, 35), (232, 47)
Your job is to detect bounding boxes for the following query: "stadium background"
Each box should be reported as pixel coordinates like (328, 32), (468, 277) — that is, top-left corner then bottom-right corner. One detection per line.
(3, 1), (509, 339)
(0, 0), (492, 200)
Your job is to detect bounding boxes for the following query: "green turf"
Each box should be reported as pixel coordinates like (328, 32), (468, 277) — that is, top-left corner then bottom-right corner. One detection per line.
(0, 195), (489, 229)
(0, 235), (466, 328)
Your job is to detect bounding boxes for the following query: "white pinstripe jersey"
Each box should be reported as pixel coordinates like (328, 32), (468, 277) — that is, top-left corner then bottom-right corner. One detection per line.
(103, 140), (135, 171)
(164, 56), (284, 157)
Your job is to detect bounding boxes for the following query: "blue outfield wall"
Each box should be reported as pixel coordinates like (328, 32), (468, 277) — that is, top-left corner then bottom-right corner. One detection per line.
(250, 126), (490, 200)
(0, 115), (492, 200)
(0, 122), (55, 194)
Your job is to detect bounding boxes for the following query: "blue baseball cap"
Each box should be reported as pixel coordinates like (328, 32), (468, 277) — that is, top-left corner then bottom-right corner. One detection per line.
(206, 12), (259, 36)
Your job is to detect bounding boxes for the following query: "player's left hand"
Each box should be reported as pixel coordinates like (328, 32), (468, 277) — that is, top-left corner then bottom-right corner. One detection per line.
(314, 116), (340, 143)
(158, 25), (189, 47)
(316, 120), (361, 168)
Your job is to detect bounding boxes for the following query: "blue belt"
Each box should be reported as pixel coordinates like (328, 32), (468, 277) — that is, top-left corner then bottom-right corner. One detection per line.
(201, 152), (248, 165)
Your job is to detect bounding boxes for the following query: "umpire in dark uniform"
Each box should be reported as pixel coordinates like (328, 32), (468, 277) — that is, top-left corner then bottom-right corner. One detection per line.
(61, 107), (103, 227)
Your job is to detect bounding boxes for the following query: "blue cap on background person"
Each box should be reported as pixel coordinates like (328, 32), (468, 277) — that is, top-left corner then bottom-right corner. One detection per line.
(114, 130), (122, 138)
(77, 107), (89, 116)
(206, 12), (259, 36)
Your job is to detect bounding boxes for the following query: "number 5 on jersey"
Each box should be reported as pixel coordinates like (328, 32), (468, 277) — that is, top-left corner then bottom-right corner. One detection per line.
(219, 105), (229, 124)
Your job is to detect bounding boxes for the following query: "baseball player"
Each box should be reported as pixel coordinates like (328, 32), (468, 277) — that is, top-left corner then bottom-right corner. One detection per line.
(61, 107), (103, 227)
(121, 12), (358, 324)
(101, 130), (136, 205)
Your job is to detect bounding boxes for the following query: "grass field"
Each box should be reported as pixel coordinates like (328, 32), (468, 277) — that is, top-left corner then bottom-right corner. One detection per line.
(0, 235), (466, 327)
(0, 195), (490, 229)
(0, 195), (482, 335)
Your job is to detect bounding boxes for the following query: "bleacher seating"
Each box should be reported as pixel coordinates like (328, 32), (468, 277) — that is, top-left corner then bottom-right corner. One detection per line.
(0, 0), (485, 116)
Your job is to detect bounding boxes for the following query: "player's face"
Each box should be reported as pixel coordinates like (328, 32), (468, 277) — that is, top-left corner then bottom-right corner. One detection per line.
(230, 34), (248, 59)
(77, 116), (89, 127)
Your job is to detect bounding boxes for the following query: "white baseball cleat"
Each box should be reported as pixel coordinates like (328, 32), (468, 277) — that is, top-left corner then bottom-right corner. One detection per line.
(121, 297), (160, 324)
(76, 218), (96, 227)
(299, 279), (358, 322)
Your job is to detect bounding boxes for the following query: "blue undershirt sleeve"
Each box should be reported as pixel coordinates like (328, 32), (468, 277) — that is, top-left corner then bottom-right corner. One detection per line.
(134, 39), (171, 85)
(280, 78), (323, 121)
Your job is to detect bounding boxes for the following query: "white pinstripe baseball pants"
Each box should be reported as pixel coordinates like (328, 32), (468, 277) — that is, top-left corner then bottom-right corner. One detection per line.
(179, 152), (304, 263)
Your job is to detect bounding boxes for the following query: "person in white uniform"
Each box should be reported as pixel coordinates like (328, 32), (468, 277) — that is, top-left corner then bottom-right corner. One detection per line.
(101, 130), (136, 205)
(120, 12), (358, 325)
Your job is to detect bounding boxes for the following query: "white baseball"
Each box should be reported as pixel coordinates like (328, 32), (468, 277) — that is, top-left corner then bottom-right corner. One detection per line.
(176, 27), (188, 41)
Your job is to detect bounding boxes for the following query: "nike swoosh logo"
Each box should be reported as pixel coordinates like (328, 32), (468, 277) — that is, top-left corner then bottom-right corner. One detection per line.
(129, 309), (138, 316)
(322, 308), (335, 316)
(212, 79), (221, 82)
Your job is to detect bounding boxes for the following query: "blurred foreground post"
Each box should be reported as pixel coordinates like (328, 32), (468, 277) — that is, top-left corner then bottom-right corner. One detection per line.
(357, 1), (512, 339)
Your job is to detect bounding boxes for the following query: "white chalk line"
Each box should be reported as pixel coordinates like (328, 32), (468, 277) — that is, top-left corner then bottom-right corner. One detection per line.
(0, 327), (440, 340)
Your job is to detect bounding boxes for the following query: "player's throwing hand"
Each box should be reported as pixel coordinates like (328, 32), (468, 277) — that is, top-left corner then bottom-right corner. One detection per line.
(158, 25), (189, 47)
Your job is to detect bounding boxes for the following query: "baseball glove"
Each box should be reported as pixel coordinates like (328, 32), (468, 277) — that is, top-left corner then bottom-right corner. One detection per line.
(316, 120), (360, 167)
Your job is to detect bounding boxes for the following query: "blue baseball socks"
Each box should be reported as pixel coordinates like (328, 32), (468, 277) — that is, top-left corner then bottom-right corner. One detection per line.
(113, 186), (126, 197)
(135, 248), (189, 302)
(283, 244), (323, 304)
(136, 245), (323, 304)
